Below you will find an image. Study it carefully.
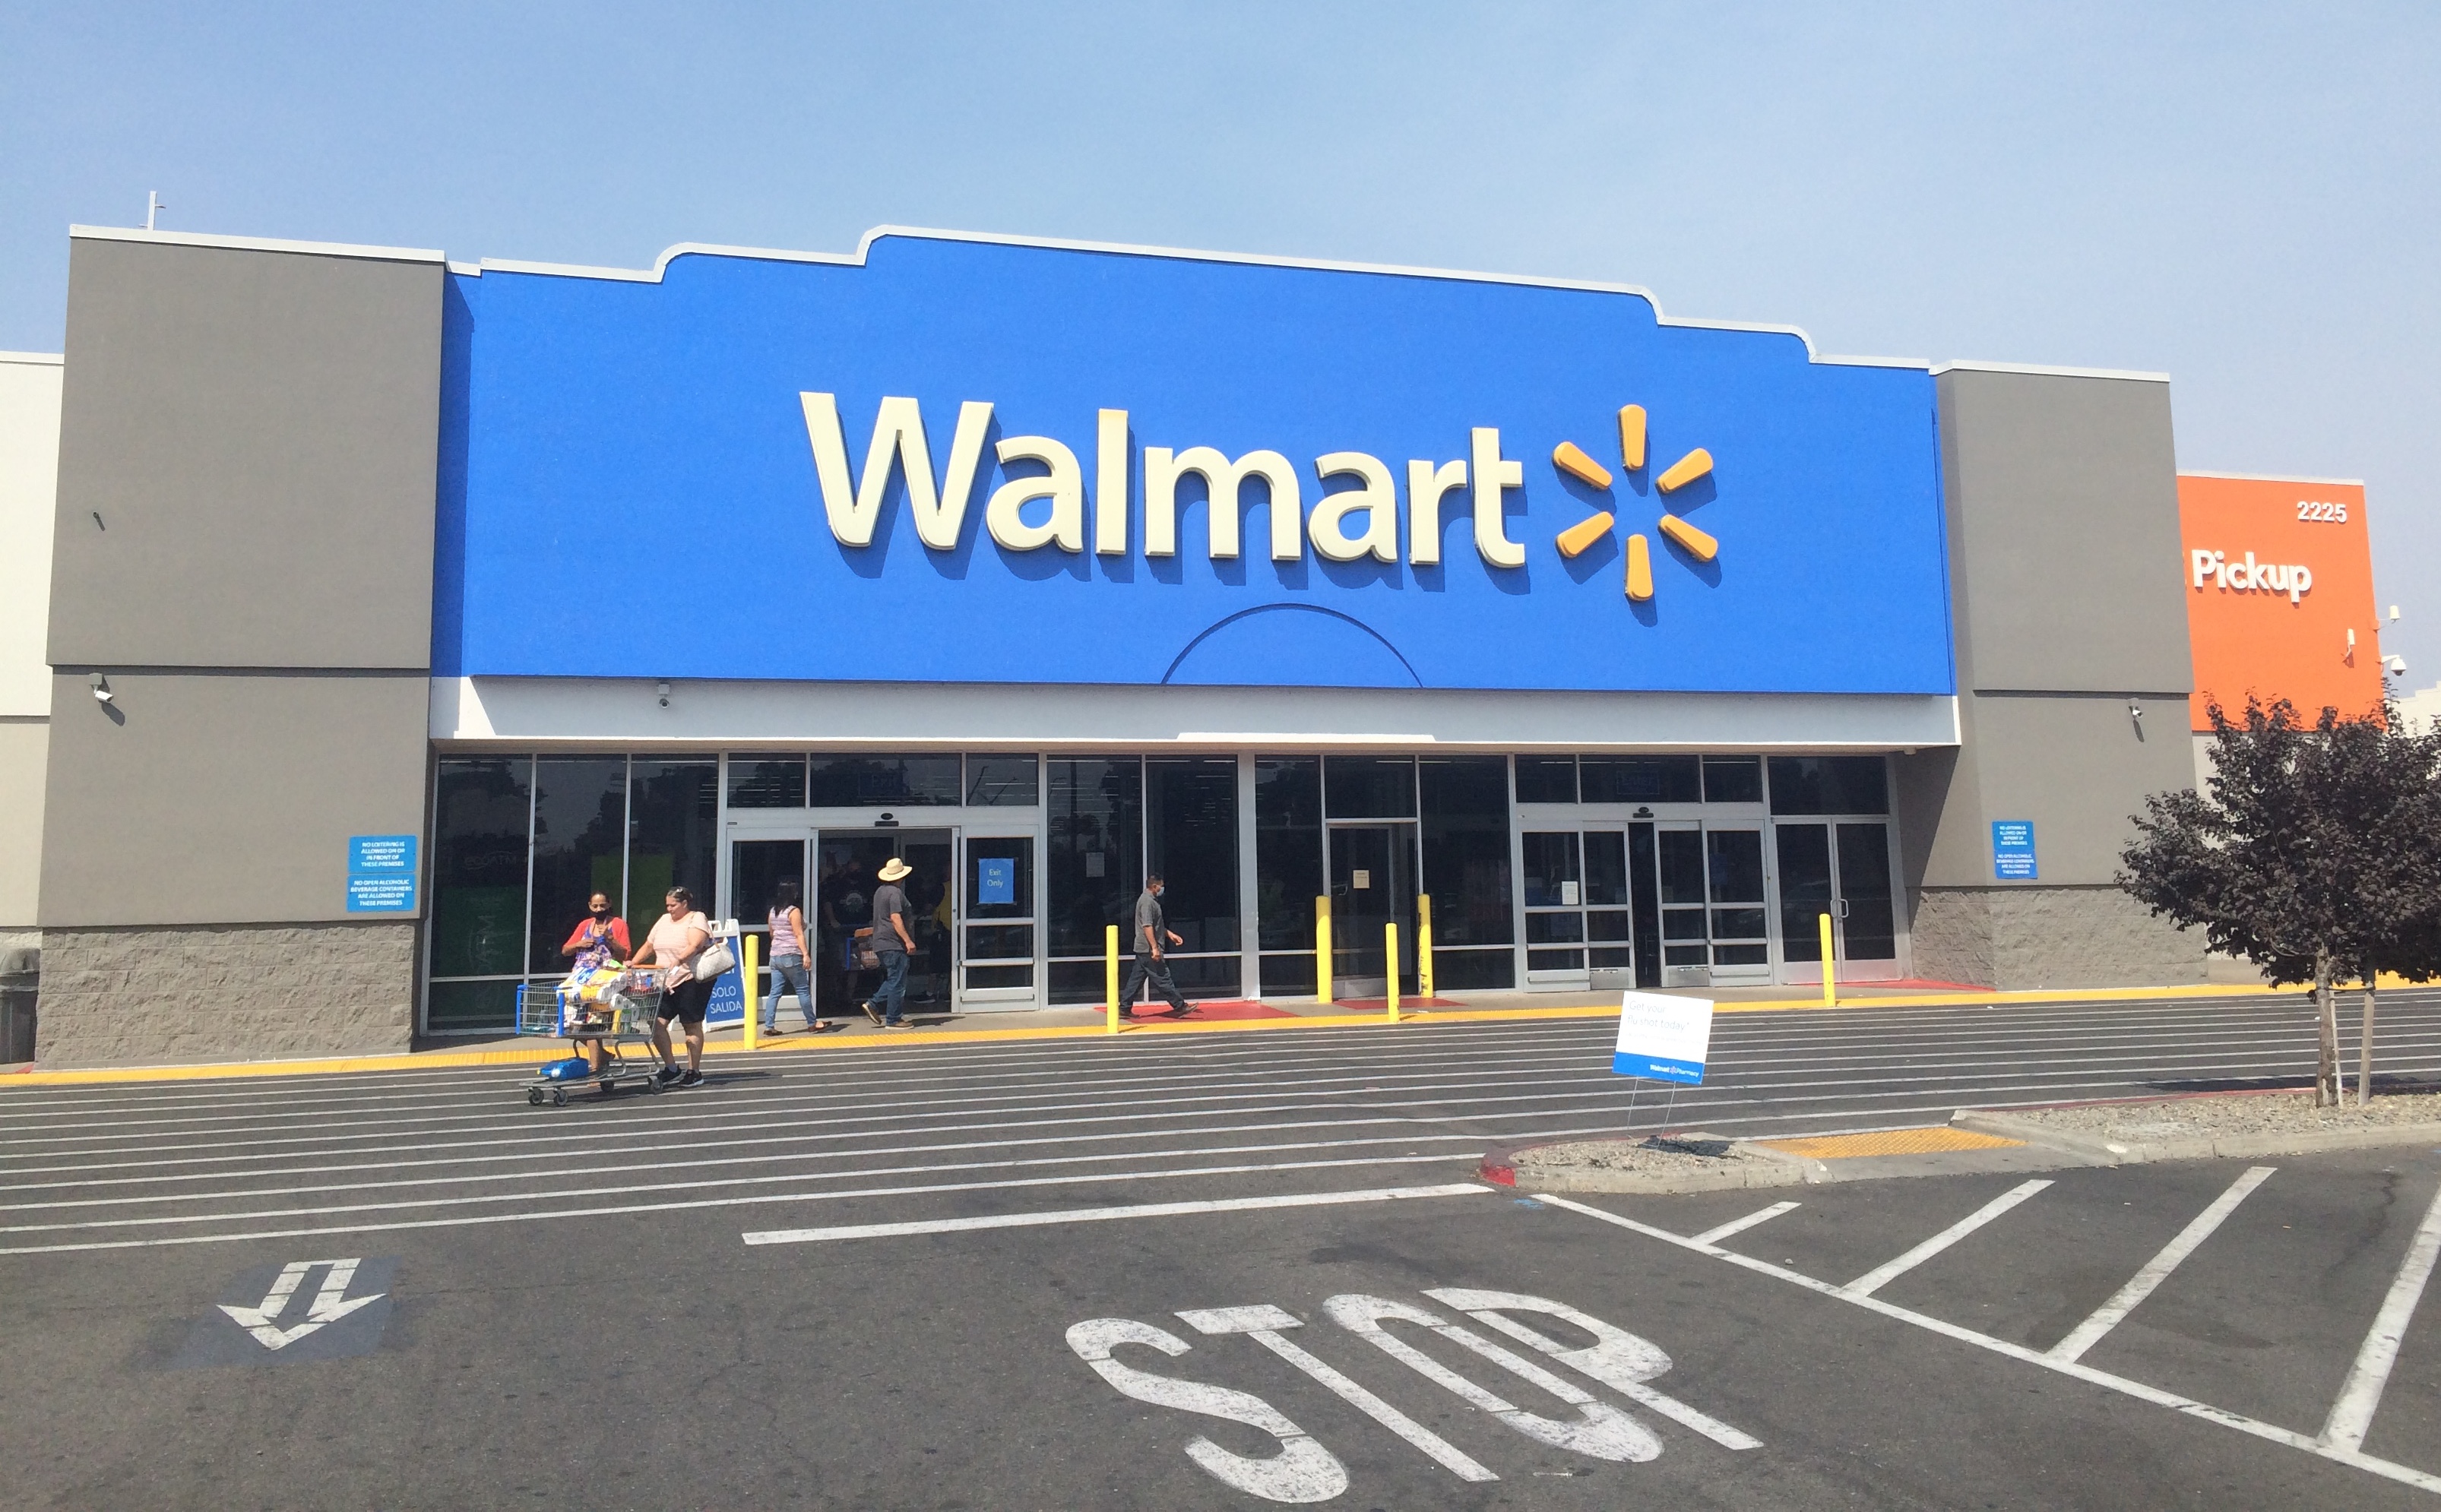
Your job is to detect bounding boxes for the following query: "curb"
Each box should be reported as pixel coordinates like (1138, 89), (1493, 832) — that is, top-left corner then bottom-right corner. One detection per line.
(1479, 1134), (1824, 1195)
(1952, 1109), (2441, 1164)
(0, 979), (2367, 1090)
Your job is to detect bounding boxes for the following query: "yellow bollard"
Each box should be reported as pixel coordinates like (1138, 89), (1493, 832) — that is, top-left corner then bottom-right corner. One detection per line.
(1106, 924), (1120, 1033)
(1385, 922), (1401, 1023)
(1416, 895), (1434, 1001)
(1819, 913), (1836, 1008)
(743, 932), (761, 1051)
(1315, 895), (1332, 1004)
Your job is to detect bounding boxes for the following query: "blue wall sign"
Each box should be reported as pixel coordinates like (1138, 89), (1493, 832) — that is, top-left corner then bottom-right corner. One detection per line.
(1992, 821), (2038, 880)
(436, 231), (1954, 696)
(345, 834), (418, 913)
(977, 856), (1015, 906)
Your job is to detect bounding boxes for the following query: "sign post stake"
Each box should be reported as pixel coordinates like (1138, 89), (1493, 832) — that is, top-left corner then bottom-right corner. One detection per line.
(1416, 894), (1434, 1001)
(1819, 913), (1835, 1008)
(1105, 925), (1119, 1034)
(1315, 896), (1332, 1005)
(1385, 922), (1401, 1023)
(743, 932), (761, 1051)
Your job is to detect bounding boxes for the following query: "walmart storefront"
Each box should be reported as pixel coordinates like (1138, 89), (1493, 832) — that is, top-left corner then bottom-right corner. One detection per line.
(26, 223), (2208, 1061)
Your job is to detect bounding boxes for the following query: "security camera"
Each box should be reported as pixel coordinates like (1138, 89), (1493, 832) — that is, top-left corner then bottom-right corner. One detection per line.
(656, 680), (671, 708)
(89, 673), (112, 704)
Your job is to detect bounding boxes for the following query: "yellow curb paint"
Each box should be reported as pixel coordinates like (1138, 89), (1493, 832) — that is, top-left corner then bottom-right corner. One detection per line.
(0, 976), (2368, 1088)
(1761, 1126), (2026, 1159)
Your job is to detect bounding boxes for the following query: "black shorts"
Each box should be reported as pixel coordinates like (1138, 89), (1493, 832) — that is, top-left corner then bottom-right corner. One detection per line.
(659, 975), (714, 1026)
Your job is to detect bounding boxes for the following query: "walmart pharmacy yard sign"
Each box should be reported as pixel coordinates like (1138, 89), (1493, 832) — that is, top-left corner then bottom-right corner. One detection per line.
(1613, 992), (1714, 1086)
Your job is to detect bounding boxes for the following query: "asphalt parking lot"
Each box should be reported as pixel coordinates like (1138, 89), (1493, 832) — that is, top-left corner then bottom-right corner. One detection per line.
(4, 1141), (2435, 1508)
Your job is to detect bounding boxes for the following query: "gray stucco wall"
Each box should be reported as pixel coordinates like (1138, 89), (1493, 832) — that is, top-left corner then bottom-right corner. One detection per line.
(1897, 367), (2208, 988)
(48, 234), (442, 670)
(39, 669), (429, 927)
(36, 233), (443, 1063)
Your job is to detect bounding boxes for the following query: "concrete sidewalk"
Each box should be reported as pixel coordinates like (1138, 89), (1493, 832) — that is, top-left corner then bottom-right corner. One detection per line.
(0, 977), (2329, 1087)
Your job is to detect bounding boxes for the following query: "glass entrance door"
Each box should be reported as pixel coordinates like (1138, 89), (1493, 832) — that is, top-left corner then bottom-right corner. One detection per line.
(959, 831), (1037, 1005)
(1521, 829), (1638, 988)
(1651, 821), (1771, 987)
(815, 828), (955, 1017)
(1328, 823), (1417, 998)
(1774, 821), (1900, 983)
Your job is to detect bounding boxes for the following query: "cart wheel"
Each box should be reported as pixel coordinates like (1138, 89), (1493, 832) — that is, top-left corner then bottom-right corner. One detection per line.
(600, 1080), (616, 1094)
(551, 1088), (568, 1107)
(527, 1088), (546, 1106)
(642, 1074), (663, 1093)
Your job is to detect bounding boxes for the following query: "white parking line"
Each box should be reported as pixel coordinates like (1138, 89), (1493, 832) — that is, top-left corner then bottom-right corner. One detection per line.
(740, 1182), (1489, 1245)
(1690, 1201), (1801, 1246)
(1841, 1181), (2051, 1298)
(2049, 1166), (2275, 1363)
(0, 1153), (1482, 1254)
(1537, 1192), (2441, 1498)
(2322, 1178), (2441, 1453)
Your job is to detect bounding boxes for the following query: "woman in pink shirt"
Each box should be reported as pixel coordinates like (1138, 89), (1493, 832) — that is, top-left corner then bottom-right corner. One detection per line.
(630, 886), (714, 1087)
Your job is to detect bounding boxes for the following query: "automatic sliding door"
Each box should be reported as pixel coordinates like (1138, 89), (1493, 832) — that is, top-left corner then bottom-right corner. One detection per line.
(1521, 830), (1585, 982)
(1583, 829), (1635, 988)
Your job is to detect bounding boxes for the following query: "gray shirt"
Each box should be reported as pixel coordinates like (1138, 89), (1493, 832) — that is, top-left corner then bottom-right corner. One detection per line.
(1133, 888), (1164, 954)
(872, 883), (912, 954)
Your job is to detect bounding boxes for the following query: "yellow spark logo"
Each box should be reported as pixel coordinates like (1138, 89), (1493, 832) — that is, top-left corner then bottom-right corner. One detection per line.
(1550, 404), (1716, 603)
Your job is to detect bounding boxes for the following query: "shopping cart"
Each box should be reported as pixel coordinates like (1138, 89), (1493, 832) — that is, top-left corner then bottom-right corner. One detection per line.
(514, 972), (669, 1106)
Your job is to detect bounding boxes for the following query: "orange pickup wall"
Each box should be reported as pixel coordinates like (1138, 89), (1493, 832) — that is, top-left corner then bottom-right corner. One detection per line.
(2177, 473), (2381, 731)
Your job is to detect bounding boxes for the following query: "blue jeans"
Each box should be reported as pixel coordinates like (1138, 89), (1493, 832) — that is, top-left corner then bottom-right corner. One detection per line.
(872, 950), (910, 1024)
(763, 954), (815, 1030)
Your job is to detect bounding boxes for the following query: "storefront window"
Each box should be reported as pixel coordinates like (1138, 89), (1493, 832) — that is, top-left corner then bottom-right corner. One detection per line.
(1581, 755), (1700, 803)
(1146, 758), (1238, 962)
(1324, 755), (1416, 818)
(1420, 758), (1514, 983)
(1701, 756), (1763, 804)
(427, 758), (530, 1030)
(1513, 756), (1577, 804)
(1767, 756), (1890, 815)
(1255, 758), (1322, 956)
(1046, 758), (1143, 1000)
(627, 758), (717, 925)
(528, 758), (628, 982)
(727, 757), (808, 808)
(808, 754), (962, 807)
(966, 754), (1040, 806)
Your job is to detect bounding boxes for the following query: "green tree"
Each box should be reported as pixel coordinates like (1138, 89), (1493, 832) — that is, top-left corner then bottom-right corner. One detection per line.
(2119, 696), (2441, 1107)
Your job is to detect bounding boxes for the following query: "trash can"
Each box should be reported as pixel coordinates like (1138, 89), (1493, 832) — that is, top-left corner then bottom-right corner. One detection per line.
(0, 946), (37, 1064)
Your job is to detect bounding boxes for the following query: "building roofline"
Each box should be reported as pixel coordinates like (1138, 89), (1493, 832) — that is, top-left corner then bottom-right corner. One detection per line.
(0, 351), (64, 365)
(68, 225), (445, 264)
(1931, 358), (2171, 383)
(459, 223), (1939, 372)
(2180, 468), (2367, 488)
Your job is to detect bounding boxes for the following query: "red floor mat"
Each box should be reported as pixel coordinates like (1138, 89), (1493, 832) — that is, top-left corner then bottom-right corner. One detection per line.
(1141, 999), (1297, 1020)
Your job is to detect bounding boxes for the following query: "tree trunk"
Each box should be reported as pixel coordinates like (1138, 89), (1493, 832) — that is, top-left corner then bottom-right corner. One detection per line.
(2358, 979), (2377, 1109)
(2314, 955), (2338, 1108)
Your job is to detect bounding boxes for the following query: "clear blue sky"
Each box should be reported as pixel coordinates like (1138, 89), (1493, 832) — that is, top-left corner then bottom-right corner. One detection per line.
(5, 2), (2434, 674)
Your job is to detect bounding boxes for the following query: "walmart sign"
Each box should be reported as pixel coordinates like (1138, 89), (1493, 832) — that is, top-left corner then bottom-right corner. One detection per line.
(438, 229), (1954, 694)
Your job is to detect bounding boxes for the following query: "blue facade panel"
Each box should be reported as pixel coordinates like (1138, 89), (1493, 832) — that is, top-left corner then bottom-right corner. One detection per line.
(435, 232), (1953, 695)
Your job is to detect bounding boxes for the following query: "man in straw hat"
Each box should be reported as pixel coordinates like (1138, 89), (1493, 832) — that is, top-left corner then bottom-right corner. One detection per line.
(863, 856), (920, 1030)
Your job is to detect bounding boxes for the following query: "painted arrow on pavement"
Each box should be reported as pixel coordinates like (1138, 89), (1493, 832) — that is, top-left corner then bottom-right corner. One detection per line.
(218, 1258), (384, 1349)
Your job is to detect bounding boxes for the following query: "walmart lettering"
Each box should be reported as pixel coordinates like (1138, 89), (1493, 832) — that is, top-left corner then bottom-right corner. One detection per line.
(801, 394), (1528, 570)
